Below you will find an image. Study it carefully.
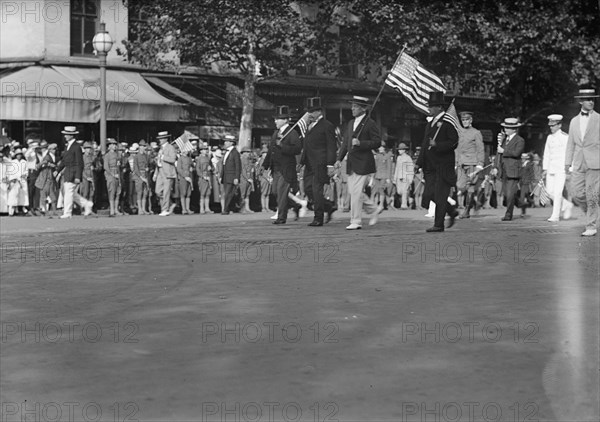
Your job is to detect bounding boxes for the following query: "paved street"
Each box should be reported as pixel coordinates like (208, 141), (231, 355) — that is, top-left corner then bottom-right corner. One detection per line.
(1, 207), (598, 422)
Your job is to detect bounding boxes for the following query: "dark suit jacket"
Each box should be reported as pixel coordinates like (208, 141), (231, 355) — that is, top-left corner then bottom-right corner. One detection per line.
(300, 117), (337, 168)
(264, 125), (302, 183)
(501, 134), (525, 179)
(337, 115), (381, 175)
(519, 161), (535, 185)
(221, 147), (241, 184)
(56, 141), (83, 183)
(416, 118), (458, 184)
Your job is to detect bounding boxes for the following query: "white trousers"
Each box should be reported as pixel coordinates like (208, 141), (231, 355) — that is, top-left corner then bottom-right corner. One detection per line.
(62, 182), (92, 217)
(546, 173), (572, 219)
(348, 172), (378, 225)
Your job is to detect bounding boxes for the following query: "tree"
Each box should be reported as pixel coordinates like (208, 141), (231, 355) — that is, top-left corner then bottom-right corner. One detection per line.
(122, 0), (340, 150)
(325, 0), (600, 120)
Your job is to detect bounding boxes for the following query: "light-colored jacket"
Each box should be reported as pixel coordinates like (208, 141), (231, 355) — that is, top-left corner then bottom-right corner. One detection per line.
(158, 142), (177, 179)
(566, 110), (600, 170)
(456, 127), (484, 166)
(542, 130), (568, 174)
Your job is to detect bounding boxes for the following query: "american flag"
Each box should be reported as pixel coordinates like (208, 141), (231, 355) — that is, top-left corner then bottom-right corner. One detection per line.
(174, 132), (194, 153)
(385, 52), (446, 114)
(442, 101), (464, 136)
(296, 112), (310, 138)
(538, 181), (552, 206)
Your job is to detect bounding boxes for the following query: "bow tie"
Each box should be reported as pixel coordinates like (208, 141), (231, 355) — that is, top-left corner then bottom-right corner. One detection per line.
(581, 111), (589, 117)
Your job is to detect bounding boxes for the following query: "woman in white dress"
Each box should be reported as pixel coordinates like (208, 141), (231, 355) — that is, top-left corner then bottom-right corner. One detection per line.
(0, 147), (10, 213)
(7, 149), (29, 215)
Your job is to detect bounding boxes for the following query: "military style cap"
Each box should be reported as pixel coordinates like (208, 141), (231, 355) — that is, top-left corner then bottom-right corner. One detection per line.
(547, 114), (563, 125)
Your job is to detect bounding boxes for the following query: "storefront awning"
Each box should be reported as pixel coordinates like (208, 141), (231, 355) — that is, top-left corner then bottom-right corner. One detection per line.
(0, 65), (189, 122)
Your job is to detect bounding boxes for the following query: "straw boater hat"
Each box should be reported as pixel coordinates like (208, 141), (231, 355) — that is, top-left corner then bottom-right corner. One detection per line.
(157, 131), (171, 140)
(61, 126), (79, 135)
(349, 95), (371, 108)
(130, 143), (139, 152)
(500, 117), (523, 128)
(223, 134), (237, 144)
(547, 114), (563, 125)
(29, 140), (40, 148)
(574, 88), (599, 99)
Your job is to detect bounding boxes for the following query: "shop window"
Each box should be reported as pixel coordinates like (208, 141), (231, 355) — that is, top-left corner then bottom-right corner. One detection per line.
(70, 0), (99, 56)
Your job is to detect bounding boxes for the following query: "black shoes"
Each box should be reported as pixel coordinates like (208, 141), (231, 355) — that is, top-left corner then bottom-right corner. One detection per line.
(501, 215), (512, 221)
(325, 207), (337, 223)
(273, 219), (286, 225)
(426, 226), (444, 232)
(308, 220), (324, 227)
(447, 210), (458, 228)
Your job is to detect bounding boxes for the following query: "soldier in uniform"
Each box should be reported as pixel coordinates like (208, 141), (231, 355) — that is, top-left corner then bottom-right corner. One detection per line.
(371, 143), (394, 208)
(195, 143), (213, 214)
(256, 146), (272, 212)
(81, 141), (95, 203)
(103, 138), (121, 217)
(132, 140), (151, 214)
(177, 148), (194, 214)
(239, 147), (255, 213)
(155, 131), (177, 216)
(455, 111), (485, 218)
(393, 142), (414, 209)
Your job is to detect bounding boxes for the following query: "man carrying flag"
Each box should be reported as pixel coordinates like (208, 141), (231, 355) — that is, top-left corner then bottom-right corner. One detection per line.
(415, 91), (459, 232)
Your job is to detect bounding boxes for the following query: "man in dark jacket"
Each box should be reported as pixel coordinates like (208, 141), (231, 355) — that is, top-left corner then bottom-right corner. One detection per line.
(497, 118), (525, 221)
(55, 126), (93, 218)
(300, 97), (338, 226)
(220, 134), (241, 215)
(264, 105), (303, 224)
(415, 92), (459, 232)
(335, 96), (382, 229)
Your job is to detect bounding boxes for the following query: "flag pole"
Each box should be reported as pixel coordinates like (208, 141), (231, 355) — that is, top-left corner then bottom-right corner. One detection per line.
(355, 44), (408, 140)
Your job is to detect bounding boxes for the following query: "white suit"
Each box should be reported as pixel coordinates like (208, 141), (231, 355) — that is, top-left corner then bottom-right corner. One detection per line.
(542, 130), (572, 220)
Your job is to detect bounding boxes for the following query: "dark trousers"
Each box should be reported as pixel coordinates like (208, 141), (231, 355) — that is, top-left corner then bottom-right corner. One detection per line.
(28, 171), (39, 210)
(273, 171), (296, 221)
(223, 182), (237, 213)
(519, 184), (533, 213)
(503, 177), (519, 217)
(304, 164), (333, 222)
(423, 168), (456, 228)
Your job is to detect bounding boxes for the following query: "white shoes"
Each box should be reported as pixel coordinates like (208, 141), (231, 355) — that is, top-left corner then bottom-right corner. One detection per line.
(346, 223), (362, 230)
(369, 205), (384, 226)
(424, 213), (434, 218)
(563, 202), (573, 220)
(298, 200), (308, 218)
(270, 212), (278, 220)
(83, 202), (94, 216)
(59, 214), (71, 219)
(159, 211), (170, 217)
(581, 229), (597, 237)
(547, 217), (559, 222)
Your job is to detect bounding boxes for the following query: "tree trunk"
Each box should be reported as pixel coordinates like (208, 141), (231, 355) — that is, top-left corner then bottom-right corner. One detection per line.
(239, 74), (256, 152)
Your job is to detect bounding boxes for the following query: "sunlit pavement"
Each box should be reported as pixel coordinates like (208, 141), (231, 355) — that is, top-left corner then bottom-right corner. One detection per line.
(1, 206), (598, 421)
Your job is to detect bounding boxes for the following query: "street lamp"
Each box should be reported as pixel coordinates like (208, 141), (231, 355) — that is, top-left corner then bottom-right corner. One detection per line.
(92, 22), (113, 154)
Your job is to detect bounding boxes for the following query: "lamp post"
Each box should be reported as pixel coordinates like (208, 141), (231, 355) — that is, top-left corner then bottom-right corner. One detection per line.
(92, 22), (113, 155)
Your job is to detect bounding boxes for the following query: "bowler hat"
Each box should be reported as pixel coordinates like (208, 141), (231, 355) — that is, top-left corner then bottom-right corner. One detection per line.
(305, 97), (323, 112)
(61, 126), (79, 135)
(349, 95), (371, 108)
(274, 105), (291, 119)
(427, 91), (446, 107)
(500, 117), (523, 128)
(574, 88), (599, 99)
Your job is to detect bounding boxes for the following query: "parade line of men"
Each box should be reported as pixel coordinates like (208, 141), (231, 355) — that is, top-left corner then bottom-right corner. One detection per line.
(1, 88), (598, 236)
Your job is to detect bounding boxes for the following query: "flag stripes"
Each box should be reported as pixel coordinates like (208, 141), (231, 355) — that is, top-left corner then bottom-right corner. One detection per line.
(296, 112), (310, 138)
(174, 132), (194, 153)
(385, 52), (446, 114)
(442, 101), (464, 136)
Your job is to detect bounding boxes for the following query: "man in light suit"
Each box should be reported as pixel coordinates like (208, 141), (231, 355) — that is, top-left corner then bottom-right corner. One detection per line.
(55, 126), (93, 218)
(565, 88), (600, 236)
(497, 117), (525, 221)
(220, 134), (241, 215)
(155, 131), (177, 216)
(300, 97), (338, 227)
(335, 96), (382, 230)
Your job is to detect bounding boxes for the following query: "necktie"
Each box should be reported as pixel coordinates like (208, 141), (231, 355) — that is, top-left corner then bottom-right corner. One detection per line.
(581, 112), (589, 117)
